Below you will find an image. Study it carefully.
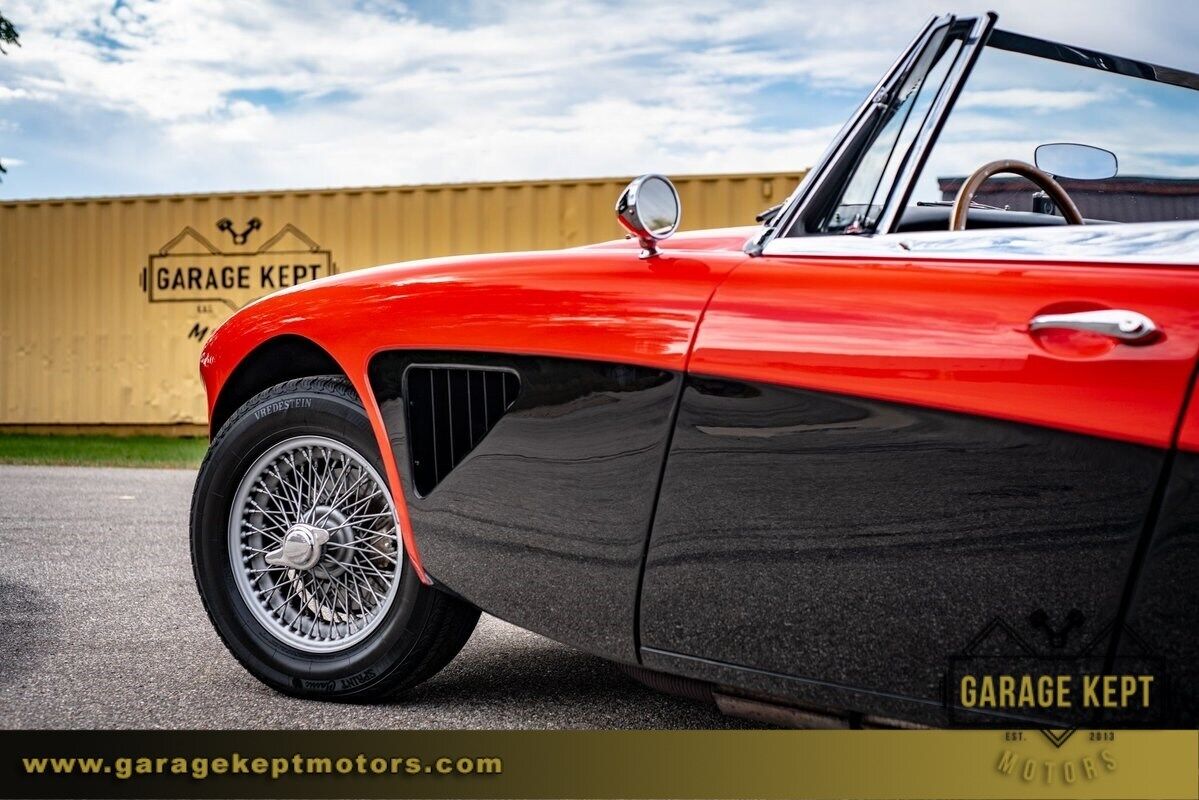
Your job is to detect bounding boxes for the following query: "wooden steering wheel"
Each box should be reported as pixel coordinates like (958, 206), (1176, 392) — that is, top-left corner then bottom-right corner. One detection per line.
(950, 159), (1083, 231)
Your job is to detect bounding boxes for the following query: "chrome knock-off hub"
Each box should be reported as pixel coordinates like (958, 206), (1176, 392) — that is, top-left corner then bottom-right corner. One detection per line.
(264, 523), (331, 570)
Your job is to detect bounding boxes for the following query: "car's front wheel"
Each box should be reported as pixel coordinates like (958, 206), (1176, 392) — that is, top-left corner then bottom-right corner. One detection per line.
(191, 375), (479, 700)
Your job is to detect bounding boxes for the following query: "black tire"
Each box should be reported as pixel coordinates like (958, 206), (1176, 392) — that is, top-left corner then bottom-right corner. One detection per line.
(190, 375), (480, 701)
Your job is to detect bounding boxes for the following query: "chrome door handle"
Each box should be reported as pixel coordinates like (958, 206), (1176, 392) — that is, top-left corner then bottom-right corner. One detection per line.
(1028, 309), (1159, 344)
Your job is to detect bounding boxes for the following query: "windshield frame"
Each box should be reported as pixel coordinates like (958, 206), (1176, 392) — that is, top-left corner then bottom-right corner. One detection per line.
(743, 13), (947, 254)
(818, 21), (964, 234)
(988, 29), (1199, 92)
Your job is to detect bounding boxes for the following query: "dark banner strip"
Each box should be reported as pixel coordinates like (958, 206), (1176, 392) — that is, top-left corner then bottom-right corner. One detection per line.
(2, 730), (1196, 799)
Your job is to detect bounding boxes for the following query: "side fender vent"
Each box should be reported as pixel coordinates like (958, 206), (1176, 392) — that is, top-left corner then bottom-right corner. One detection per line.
(404, 366), (520, 496)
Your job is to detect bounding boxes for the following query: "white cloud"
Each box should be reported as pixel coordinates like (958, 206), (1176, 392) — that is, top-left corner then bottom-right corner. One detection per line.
(0, 86), (53, 102)
(0, 0), (1195, 198)
(957, 89), (1107, 112)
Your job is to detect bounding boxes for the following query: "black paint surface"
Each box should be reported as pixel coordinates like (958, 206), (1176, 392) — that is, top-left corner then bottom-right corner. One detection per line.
(639, 376), (1163, 723)
(1119, 450), (1199, 726)
(370, 351), (678, 662)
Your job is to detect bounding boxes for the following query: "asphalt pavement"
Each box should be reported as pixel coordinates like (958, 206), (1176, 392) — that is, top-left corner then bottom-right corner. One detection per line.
(0, 465), (747, 729)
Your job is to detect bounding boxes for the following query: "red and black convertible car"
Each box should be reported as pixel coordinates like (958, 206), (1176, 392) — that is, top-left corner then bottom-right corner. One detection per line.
(192, 12), (1199, 727)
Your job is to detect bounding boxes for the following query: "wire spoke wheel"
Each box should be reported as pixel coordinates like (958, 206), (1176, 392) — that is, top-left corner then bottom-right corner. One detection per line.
(228, 435), (402, 653)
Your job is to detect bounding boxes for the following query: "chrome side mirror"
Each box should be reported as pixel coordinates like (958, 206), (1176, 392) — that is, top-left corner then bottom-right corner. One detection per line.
(615, 174), (681, 259)
(1034, 143), (1118, 180)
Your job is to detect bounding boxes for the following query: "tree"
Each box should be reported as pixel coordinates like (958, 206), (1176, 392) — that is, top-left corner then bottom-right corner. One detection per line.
(0, 10), (17, 54)
(0, 9), (18, 182)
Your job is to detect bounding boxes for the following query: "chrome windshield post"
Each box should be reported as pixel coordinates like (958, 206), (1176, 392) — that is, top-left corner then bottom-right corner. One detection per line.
(873, 12), (998, 235)
(745, 14), (947, 255)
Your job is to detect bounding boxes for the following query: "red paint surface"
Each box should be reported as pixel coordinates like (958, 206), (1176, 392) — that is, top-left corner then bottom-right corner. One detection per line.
(691, 254), (1199, 450)
(1171, 383), (1199, 452)
(584, 226), (758, 252)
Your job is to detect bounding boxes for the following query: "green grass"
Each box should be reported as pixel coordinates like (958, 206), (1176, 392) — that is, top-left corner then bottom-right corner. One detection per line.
(0, 434), (209, 469)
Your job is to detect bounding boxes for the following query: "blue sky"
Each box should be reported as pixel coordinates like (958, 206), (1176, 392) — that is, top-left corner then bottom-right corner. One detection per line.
(1, 0), (1197, 200)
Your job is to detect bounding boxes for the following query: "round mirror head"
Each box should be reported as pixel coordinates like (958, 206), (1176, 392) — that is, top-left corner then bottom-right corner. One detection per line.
(1034, 143), (1118, 181)
(615, 174), (681, 258)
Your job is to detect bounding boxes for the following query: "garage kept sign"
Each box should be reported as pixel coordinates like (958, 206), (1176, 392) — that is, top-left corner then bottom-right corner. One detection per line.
(139, 218), (335, 311)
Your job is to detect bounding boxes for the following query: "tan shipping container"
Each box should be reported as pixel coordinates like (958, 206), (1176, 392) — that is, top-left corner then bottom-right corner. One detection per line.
(0, 172), (803, 430)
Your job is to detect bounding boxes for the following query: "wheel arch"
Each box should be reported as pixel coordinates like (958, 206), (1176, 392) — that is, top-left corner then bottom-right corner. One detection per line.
(209, 334), (349, 434)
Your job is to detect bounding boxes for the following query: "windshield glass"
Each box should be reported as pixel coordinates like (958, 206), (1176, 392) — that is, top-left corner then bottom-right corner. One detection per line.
(908, 40), (1199, 224)
(818, 29), (963, 233)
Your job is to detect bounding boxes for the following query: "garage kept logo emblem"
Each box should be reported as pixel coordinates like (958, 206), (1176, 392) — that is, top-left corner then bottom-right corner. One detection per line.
(945, 611), (1166, 730)
(139, 217), (336, 311)
(944, 612), (1169, 788)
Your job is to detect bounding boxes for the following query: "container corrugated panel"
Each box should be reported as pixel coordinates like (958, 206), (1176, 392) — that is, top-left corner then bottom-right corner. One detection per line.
(0, 172), (804, 427)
